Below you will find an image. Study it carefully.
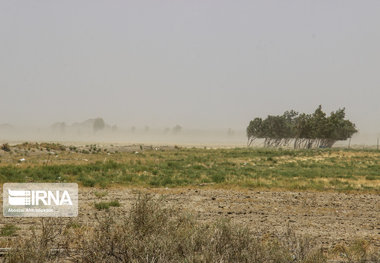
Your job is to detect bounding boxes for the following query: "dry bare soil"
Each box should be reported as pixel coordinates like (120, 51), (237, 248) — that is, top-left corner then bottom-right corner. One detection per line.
(1, 187), (379, 250)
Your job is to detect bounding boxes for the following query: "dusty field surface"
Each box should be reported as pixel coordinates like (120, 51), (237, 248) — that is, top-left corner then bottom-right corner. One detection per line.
(1, 187), (379, 250)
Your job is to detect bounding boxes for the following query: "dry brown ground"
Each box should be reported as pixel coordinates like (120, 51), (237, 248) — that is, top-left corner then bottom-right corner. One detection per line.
(1, 187), (379, 251)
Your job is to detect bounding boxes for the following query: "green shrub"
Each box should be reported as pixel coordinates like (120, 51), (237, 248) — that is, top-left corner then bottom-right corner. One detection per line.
(81, 178), (96, 187)
(95, 200), (120, 210)
(94, 202), (110, 210)
(1, 224), (18, 236)
(108, 200), (120, 207)
(1, 143), (11, 152)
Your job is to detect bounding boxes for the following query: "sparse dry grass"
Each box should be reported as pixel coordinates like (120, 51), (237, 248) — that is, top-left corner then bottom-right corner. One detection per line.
(3, 195), (378, 263)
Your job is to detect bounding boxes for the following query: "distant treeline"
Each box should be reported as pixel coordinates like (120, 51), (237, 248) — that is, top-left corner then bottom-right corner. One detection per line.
(247, 106), (358, 149)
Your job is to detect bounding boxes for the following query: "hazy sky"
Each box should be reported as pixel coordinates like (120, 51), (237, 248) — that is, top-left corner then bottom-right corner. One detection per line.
(1, 0), (380, 131)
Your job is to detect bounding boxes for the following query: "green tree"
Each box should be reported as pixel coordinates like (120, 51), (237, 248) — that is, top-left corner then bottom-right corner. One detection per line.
(247, 106), (357, 149)
(93, 118), (105, 132)
(172, 125), (182, 134)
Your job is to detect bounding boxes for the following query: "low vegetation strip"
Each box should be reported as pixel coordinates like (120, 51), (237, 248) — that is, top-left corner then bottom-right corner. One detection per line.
(0, 145), (379, 192)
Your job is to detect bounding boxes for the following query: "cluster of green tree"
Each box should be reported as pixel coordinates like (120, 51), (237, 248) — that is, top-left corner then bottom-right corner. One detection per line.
(247, 106), (358, 149)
